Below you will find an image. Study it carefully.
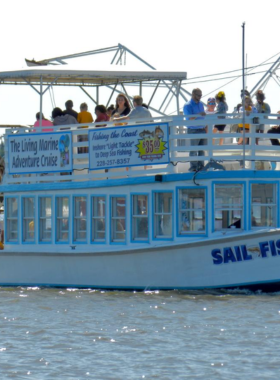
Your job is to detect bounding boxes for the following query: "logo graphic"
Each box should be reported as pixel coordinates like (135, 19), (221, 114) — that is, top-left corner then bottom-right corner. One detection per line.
(59, 134), (70, 167)
(136, 126), (167, 161)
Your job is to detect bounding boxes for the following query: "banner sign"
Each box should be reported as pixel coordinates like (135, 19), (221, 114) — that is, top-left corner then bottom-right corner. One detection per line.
(89, 123), (169, 170)
(8, 132), (73, 174)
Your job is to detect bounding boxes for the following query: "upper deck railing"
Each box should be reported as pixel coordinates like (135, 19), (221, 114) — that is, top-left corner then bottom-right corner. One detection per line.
(3, 113), (280, 185)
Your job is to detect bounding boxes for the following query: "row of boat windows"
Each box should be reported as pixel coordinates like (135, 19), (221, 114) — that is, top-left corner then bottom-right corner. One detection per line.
(5, 183), (276, 244)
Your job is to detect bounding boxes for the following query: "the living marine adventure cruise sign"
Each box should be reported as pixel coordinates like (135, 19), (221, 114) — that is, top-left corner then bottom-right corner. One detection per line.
(89, 123), (169, 170)
(8, 132), (73, 174)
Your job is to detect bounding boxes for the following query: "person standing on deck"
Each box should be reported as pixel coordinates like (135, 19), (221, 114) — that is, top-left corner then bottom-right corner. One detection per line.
(64, 100), (78, 120)
(183, 88), (206, 172)
(254, 90), (271, 145)
(77, 102), (94, 154)
(213, 91), (228, 146)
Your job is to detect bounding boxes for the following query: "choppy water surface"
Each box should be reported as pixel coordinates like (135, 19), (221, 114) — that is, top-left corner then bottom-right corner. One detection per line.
(1, 288), (280, 379)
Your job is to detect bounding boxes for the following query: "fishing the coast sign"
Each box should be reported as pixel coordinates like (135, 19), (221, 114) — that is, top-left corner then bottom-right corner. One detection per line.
(89, 123), (169, 170)
(8, 132), (72, 174)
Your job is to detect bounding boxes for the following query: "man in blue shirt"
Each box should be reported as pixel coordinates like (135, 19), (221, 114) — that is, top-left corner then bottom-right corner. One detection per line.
(183, 88), (206, 171)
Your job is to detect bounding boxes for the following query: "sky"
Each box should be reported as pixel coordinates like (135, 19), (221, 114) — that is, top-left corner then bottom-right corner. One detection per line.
(0, 0), (279, 127)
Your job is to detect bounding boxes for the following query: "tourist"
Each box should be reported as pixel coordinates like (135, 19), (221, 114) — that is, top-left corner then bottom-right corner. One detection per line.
(77, 103), (93, 154)
(111, 93), (131, 118)
(52, 107), (78, 127)
(106, 104), (115, 118)
(205, 97), (216, 141)
(213, 91), (228, 146)
(267, 111), (280, 146)
(63, 100), (78, 120)
(77, 103), (94, 125)
(112, 95), (152, 121)
(95, 105), (110, 124)
(205, 98), (216, 114)
(254, 90), (271, 144)
(183, 88), (206, 172)
(240, 89), (250, 100)
(238, 96), (257, 145)
(34, 112), (53, 132)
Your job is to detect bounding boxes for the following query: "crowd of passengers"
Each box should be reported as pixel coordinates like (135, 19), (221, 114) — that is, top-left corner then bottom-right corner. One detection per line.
(34, 95), (151, 153)
(34, 95), (151, 130)
(183, 88), (280, 171)
(33, 89), (280, 161)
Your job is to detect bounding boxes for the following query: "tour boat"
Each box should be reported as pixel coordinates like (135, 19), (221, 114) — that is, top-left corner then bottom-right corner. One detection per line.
(2, 108), (280, 291)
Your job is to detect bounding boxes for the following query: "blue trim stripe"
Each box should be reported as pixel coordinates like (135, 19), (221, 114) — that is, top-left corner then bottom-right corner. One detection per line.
(3, 170), (280, 193)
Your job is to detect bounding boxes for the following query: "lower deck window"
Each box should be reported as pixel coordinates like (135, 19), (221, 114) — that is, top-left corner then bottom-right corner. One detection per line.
(132, 195), (148, 241)
(91, 196), (106, 242)
(154, 192), (172, 238)
(111, 197), (126, 242)
(56, 197), (69, 242)
(214, 184), (243, 230)
(178, 188), (206, 234)
(251, 183), (276, 227)
(23, 197), (35, 242)
(39, 197), (52, 242)
(74, 196), (87, 242)
(6, 197), (18, 242)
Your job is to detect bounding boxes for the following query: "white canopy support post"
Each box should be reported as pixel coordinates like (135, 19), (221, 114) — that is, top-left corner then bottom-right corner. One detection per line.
(96, 86), (99, 105)
(106, 84), (118, 108)
(147, 80), (160, 108)
(79, 86), (97, 105)
(39, 75), (43, 127)
(176, 81), (181, 115)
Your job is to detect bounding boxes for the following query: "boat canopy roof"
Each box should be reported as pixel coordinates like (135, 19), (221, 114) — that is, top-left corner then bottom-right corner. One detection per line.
(0, 68), (187, 87)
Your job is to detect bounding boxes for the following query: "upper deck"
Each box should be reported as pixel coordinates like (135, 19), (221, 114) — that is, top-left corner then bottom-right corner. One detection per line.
(2, 113), (280, 189)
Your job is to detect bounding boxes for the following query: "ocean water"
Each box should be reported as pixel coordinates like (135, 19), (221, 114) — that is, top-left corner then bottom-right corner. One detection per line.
(0, 288), (280, 379)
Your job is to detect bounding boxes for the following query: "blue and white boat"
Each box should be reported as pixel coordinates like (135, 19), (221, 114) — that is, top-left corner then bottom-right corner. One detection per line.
(1, 67), (280, 291)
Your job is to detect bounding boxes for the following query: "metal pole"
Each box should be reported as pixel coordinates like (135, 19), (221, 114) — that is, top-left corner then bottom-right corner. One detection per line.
(40, 75), (43, 127)
(242, 22), (246, 169)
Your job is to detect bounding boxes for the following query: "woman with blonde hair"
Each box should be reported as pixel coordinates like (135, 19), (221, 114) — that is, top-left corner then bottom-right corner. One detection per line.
(213, 91), (228, 146)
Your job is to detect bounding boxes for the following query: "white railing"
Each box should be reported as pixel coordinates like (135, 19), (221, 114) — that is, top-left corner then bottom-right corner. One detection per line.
(3, 113), (280, 184)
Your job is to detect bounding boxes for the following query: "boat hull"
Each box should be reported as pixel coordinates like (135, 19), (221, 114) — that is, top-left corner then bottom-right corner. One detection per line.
(1, 230), (280, 291)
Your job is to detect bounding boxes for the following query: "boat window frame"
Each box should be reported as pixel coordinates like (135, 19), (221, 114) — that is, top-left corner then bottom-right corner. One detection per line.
(5, 196), (19, 244)
(38, 196), (53, 244)
(176, 186), (207, 237)
(110, 195), (127, 244)
(22, 195), (36, 244)
(55, 195), (70, 244)
(91, 195), (106, 244)
(212, 182), (246, 232)
(152, 190), (174, 241)
(72, 195), (88, 244)
(249, 181), (278, 229)
(131, 193), (149, 243)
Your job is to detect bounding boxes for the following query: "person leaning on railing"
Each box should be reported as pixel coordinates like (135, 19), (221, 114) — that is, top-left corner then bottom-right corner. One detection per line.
(267, 111), (280, 146)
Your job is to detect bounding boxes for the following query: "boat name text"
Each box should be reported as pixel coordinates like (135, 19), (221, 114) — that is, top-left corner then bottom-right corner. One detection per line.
(211, 239), (280, 265)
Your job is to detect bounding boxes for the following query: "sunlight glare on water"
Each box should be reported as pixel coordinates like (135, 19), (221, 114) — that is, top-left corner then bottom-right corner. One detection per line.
(0, 288), (280, 379)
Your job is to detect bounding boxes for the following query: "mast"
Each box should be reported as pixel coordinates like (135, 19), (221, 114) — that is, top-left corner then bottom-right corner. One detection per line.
(242, 22), (246, 168)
